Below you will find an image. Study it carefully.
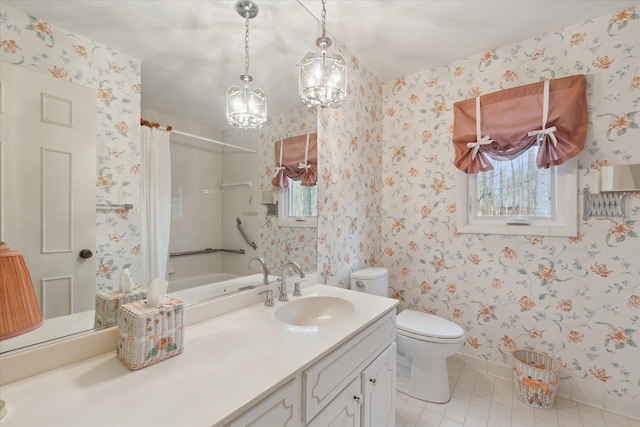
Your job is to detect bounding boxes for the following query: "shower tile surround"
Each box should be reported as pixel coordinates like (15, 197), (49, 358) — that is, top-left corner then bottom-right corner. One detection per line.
(1, 1), (639, 421)
(143, 108), (316, 280)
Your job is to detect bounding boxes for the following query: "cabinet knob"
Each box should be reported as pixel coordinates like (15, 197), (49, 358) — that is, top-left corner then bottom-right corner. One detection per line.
(369, 378), (377, 384)
(79, 249), (93, 259)
(353, 395), (362, 404)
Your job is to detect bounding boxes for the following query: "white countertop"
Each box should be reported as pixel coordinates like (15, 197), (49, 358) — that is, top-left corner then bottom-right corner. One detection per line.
(0, 284), (397, 427)
(0, 309), (96, 354)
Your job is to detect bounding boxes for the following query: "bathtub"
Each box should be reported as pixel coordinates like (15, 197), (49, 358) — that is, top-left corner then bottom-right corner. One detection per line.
(168, 273), (239, 293)
(169, 273), (278, 305)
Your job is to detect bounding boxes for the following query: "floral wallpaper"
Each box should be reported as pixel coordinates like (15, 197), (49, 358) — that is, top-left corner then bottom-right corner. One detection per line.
(380, 7), (639, 404)
(317, 41), (385, 287)
(3, 0), (638, 411)
(0, 4), (142, 291)
(258, 106), (318, 274)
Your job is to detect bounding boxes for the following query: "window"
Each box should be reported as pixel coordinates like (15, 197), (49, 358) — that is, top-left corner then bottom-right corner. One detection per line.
(451, 76), (585, 237)
(457, 146), (577, 237)
(476, 146), (550, 217)
(278, 178), (317, 228)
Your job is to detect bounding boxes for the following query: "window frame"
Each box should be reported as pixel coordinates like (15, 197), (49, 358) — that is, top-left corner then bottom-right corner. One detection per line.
(277, 178), (317, 228)
(456, 157), (577, 237)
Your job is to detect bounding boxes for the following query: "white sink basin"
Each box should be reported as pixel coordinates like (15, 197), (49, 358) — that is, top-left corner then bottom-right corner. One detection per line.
(275, 296), (355, 326)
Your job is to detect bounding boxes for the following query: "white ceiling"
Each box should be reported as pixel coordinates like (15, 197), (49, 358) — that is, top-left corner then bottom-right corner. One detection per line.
(3, 0), (637, 131)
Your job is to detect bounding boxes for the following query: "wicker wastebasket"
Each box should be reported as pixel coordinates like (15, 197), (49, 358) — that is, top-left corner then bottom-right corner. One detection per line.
(512, 349), (562, 409)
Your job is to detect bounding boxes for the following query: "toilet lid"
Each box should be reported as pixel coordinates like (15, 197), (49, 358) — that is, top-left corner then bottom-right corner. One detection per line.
(350, 267), (388, 280)
(396, 310), (464, 339)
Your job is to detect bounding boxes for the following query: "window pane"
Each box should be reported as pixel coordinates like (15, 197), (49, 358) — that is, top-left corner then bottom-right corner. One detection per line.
(289, 180), (317, 217)
(475, 146), (550, 217)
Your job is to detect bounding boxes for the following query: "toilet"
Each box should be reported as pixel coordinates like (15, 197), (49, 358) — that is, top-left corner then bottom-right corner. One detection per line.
(350, 267), (465, 403)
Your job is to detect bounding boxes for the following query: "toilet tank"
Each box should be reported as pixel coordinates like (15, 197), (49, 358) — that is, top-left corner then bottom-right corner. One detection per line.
(350, 267), (388, 297)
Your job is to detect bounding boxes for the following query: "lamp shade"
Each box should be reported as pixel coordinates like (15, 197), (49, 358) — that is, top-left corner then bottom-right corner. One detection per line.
(299, 46), (347, 108)
(226, 81), (267, 129)
(0, 242), (43, 340)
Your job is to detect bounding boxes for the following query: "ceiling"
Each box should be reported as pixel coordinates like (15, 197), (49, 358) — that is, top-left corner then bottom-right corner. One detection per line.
(3, 0), (637, 132)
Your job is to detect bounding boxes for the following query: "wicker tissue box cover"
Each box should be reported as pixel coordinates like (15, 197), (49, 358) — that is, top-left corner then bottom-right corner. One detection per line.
(116, 297), (184, 370)
(94, 286), (147, 328)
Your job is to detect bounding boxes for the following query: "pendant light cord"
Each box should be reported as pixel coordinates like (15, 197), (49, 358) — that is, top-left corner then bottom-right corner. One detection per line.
(244, 14), (251, 77)
(320, 0), (327, 38)
(227, 0), (266, 128)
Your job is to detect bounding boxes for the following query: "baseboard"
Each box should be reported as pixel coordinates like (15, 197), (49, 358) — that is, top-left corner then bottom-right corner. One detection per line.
(451, 352), (640, 421)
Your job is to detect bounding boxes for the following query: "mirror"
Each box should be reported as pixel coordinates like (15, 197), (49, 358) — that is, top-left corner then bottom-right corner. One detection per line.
(0, 1), (318, 354)
(601, 164), (640, 192)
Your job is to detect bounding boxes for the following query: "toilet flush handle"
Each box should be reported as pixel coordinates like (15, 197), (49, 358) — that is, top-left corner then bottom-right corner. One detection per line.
(355, 280), (366, 288)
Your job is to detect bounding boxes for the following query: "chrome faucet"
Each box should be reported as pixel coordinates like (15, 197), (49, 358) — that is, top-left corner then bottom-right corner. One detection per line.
(279, 261), (305, 301)
(248, 257), (269, 286)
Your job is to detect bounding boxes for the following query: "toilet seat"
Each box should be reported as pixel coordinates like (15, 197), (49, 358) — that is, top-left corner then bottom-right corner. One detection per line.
(396, 310), (464, 342)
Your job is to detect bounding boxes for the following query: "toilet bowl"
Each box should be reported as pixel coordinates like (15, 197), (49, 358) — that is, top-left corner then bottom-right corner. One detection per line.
(395, 310), (464, 403)
(350, 267), (465, 403)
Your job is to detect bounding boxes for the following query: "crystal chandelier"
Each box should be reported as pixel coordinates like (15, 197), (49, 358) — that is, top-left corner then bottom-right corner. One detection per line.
(299, 0), (347, 108)
(226, 1), (267, 129)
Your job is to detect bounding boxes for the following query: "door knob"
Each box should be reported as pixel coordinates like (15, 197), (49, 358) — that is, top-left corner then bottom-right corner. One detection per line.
(79, 249), (93, 259)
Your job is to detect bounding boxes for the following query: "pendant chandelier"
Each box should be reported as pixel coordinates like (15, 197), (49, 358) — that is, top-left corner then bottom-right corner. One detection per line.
(226, 0), (267, 129)
(299, 0), (347, 109)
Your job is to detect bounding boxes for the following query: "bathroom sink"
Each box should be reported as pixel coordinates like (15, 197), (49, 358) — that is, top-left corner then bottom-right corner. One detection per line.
(275, 296), (355, 326)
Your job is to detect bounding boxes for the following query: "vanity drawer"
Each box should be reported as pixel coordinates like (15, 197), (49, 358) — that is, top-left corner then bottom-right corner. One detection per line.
(302, 310), (395, 423)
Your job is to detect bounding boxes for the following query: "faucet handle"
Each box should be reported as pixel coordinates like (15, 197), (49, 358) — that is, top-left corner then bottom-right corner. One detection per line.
(293, 281), (302, 297)
(258, 289), (275, 306)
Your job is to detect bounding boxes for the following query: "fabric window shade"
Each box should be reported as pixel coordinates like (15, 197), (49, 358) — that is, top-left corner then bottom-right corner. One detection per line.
(272, 132), (318, 188)
(452, 74), (587, 173)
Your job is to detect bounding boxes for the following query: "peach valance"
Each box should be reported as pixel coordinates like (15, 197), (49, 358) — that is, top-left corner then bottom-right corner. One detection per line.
(452, 75), (587, 173)
(272, 133), (317, 188)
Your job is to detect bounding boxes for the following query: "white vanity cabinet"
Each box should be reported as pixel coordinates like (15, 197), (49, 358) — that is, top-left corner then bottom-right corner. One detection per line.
(362, 342), (396, 427)
(226, 309), (396, 427)
(306, 343), (397, 427)
(303, 310), (396, 426)
(307, 376), (362, 427)
(226, 378), (301, 427)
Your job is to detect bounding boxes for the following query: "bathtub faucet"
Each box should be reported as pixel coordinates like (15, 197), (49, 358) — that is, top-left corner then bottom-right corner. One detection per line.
(279, 261), (305, 302)
(248, 257), (270, 286)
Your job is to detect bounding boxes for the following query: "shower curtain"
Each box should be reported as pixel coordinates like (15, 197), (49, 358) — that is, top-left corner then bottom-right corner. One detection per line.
(140, 125), (171, 286)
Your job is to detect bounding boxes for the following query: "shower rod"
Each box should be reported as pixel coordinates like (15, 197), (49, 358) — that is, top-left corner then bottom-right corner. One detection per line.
(162, 127), (256, 154)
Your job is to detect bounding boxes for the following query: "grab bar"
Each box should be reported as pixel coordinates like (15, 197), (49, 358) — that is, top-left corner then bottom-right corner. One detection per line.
(96, 203), (133, 211)
(236, 217), (257, 250)
(169, 248), (245, 257)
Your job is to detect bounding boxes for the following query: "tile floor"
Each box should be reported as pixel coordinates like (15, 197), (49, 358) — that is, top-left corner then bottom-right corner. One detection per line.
(395, 363), (640, 427)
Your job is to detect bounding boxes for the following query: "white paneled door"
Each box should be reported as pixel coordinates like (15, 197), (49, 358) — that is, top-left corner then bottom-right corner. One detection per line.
(0, 61), (96, 319)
